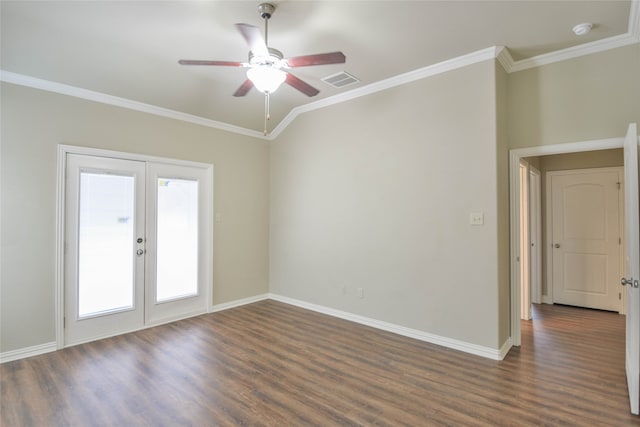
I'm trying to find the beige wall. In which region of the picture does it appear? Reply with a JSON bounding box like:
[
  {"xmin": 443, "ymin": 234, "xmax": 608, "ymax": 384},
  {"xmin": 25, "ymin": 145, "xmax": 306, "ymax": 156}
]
[
  {"xmin": 3, "ymin": 40, "xmax": 638, "ymax": 357},
  {"xmin": 508, "ymin": 43, "xmax": 640, "ymax": 149},
  {"xmin": 270, "ymin": 60, "xmax": 506, "ymax": 350},
  {"xmin": 1, "ymin": 83, "xmax": 270, "ymax": 353}
]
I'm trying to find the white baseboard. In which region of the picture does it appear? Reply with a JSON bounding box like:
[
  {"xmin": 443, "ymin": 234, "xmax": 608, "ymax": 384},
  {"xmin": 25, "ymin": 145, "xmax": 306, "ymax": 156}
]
[
  {"xmin": 209, "ymin": 293, "xmax": 270, "ymax": 313},
  {"xmin": 268, "ymin": 293, "xmax": 508, "ymax": 360},
  {"xmin": 2, "ymin": 294, "xmax": 270, "ymax": 363},
  {"xmin": 0, "ymin": 341, "xmax": 57, "ymax": 364},
  {"xmin": 499, "ymin": 337, "xmax": 513, "ymax": 360},
  {"xmin": 2, "ymin": 293, "xmax": 509, "ymax": 363}
]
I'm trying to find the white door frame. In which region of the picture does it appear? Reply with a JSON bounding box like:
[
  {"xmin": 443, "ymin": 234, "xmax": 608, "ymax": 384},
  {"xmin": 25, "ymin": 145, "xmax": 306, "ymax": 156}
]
[
  {"xmin": 529, "ymin": 166, "xmax": 542, "ymax": 305},
  {"xmin": 519, "ymin": 161, "xmax": 531, "ymax": 320},
  {"xmin": 55, "ymin": 145, "xmax": 214, "ymax": 349},
  {"xmin": 509, "ymin": 137, "xmax": 624, "ymax": 346}
]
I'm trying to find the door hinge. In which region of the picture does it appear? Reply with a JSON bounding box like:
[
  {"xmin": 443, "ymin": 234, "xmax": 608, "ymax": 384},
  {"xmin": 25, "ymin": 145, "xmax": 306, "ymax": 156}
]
[
  {"xmin": 617, "ymin": 182, "xmax": 621, "ymax": 190},
  {"xmin": 619, "ymin": 292, "xmax": 622, "ymax": 300},
  {"xmin": 63, "ymin": 317, "xmax": 66, "ymax": 328},
  {"xmin": 619, "ymin": 237, "xmax": 622, "ymax": 245}
]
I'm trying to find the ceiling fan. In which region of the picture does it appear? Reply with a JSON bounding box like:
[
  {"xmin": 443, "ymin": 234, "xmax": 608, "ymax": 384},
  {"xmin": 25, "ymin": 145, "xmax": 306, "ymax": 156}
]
[{"xmin": 178, "ymin": 3, "xmax": 346, "ymax": 135}]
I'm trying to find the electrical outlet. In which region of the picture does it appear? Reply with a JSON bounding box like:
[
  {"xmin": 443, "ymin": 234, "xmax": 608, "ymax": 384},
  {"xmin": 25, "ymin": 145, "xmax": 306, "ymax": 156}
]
[
  {"xmin": 342, "ymin": 285, "xmax": 347, "ymax": 296},
  {"xmin": 357, "ymin": 288, "xmax": 364, "ymax": 298}
]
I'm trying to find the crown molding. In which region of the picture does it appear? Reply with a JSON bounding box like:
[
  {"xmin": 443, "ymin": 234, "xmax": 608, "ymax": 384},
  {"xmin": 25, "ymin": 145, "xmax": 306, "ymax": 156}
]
[
  {"xmin": 3, "ymin": 0, "xmax": 639, "ymax": 142},
  {"xmin": 508, "ymin": 33, "xmax": 639, "ymax": 73},
  {"xmin": 268, "ymin": 46, "xmax": 502, "ymax": 139},
  {"xmin": 1, "ymin": 46, "xmax": 503, "ymax": 142},
  {"xmin": 496, "ymin": 47, "xmax": 515, "ymax": 73},
  {"xmin": 0, "ymin": 70, "xmax": 268, "ymax": 140},
  {"xmin": 504, "ymin": 0, "xmax": 639, "ymax": 73}
]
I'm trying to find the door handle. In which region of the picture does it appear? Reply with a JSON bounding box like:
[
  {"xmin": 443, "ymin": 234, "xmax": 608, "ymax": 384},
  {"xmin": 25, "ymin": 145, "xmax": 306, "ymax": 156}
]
[
  {"xmin": 621, "ymin": 277, "xmax": 639, "ymax": 288},
  {"xmin": 136, "ymin": 249, "xmax": 144, "ymax": 256},
  {"xmin": 554, "ymin": 243, "xmax": 561, "ymax": 248}
]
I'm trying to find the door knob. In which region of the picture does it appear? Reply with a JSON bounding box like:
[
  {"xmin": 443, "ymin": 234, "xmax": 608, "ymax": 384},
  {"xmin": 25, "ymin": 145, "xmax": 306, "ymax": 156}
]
[
  {"xmin": 136, "ymin": 249, "xmax": 144, "ymax": 256},
  {"xmin": 554, "ymin": 243, "xmax": 561, "ymax": 248},
  {"xmin": 621, "ymin": 277, "xmax": 638, "ymax": 288}
]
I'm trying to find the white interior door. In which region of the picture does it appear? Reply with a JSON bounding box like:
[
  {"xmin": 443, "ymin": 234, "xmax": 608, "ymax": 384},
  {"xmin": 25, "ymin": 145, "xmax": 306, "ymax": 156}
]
[
  {"xmin": 623, "ymin": 123, "xmax": 639, "ymax": 415},
  {"xmin": 551, "ymin": 168, "xmax": 623, "ymax": 311},
  {"xmin": 65, "ymin": 154, "xmax": 146, "ymax": 345}
]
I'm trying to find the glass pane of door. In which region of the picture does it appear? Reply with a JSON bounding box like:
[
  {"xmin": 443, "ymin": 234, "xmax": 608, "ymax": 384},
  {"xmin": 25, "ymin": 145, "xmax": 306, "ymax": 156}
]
[
  {"xmin": 78, "ymin": 172, "xmax": 135, "ymax": 317},
  {"xmin": 156, "ymin": 177, "xmax": 199, "ymax": 302}
]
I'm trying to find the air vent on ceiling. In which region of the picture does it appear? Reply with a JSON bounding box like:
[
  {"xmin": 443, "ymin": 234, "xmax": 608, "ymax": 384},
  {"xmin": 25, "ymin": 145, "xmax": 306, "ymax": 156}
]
[{"xmin": 321, "ymin": 71, "xmax": 360, "ymax": 88}]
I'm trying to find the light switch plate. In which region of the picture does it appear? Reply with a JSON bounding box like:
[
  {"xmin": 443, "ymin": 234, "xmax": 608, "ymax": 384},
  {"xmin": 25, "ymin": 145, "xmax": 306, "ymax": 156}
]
[{"xmin": 470, "ymin": 212, "xmax": 484, "ymax": 225}]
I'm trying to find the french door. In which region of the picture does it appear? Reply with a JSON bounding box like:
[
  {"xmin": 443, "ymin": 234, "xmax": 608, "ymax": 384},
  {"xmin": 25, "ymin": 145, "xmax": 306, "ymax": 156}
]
[{"xmin": 64, "ymin": 153, "xmax": 210, "ymax": 346}]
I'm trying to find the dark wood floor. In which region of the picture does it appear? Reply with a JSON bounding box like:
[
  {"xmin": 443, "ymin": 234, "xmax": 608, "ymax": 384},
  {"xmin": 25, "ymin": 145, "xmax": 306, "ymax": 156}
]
[{"xmin": 1, "ymin": 300, "xmax": 638, "ymax": 426}]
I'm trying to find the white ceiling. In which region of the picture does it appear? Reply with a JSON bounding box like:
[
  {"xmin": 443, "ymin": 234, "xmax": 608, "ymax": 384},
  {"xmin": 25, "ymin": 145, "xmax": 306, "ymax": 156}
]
[{"xmin": 1, "ymin": 1, "xmax": 637, "ymax": 135}]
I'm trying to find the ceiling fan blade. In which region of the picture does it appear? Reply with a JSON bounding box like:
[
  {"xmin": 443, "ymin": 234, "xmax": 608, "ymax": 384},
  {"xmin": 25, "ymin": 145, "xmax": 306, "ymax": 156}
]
[
  {"xmin": 233, "ymin": 79, "xmax": 254, "ymax": 97},
  {"xmin": 178, "ymin": 60, "xmax": 244, "ymax": 67},
  {"xmin": 285, "ymin": 73, "xmax": 320, "ymax": 97},
  {"xmin": 235, "ymin": 23, "xmax": 269, "ymax": 57},
  {"xmin": 286, "ymin": 52, "xmax": 346, "ymax": 68}
]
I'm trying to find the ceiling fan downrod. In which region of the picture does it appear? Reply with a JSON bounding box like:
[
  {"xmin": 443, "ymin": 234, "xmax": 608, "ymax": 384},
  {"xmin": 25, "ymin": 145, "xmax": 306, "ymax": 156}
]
[{"xmin": 258, "ymin": 3, "xmax": 275, "ymax": 46}]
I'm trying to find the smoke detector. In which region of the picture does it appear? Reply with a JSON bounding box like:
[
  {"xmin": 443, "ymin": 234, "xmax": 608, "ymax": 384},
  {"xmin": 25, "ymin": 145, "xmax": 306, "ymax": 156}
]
[{"xmin": 572, "ymin": 22, "xmax": 592, "ymax": 36}]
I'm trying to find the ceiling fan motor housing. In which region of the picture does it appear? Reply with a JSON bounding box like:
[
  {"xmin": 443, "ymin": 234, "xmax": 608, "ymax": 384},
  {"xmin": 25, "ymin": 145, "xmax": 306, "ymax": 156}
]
[
  {"xmin": 249, "ymin": 48, "xmax": 284, "ymax": 66},
  {"xmin": 258, "ymin": 3, "xmax": 275, "ymax": 20}
]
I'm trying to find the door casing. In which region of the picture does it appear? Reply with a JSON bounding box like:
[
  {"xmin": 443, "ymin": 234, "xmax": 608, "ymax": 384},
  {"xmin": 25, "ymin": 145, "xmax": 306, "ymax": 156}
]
[{"xmin": 519, "ymin": 161, "xmax": 531, "ymax": 320}]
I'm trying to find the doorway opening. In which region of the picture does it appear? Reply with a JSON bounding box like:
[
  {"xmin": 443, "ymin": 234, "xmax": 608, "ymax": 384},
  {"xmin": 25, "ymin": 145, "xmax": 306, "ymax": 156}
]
[
  {"xmin": 511, "ymin": 124, "xmax": 640, "ymax": 415},
  {"xmin": 509, "ymin": 138, "xmax": 625, "ymax": 346},
  {"xmin": 519, "ymin": 158, "xmax": 624, "ymax": 320}
]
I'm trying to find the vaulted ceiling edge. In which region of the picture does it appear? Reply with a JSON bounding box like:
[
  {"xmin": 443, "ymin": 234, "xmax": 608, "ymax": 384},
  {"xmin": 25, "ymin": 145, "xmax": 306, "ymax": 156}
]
[{"xmin": 2, "ymin": 13, "xmax": 638, "ymax": 143}]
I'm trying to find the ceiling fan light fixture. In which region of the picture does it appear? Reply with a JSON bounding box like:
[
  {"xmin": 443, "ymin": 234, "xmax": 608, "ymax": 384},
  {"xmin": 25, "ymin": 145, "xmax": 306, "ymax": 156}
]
[{"xmin": 247, "ymin": 66, "xmax": 286, "ymax": 93}]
